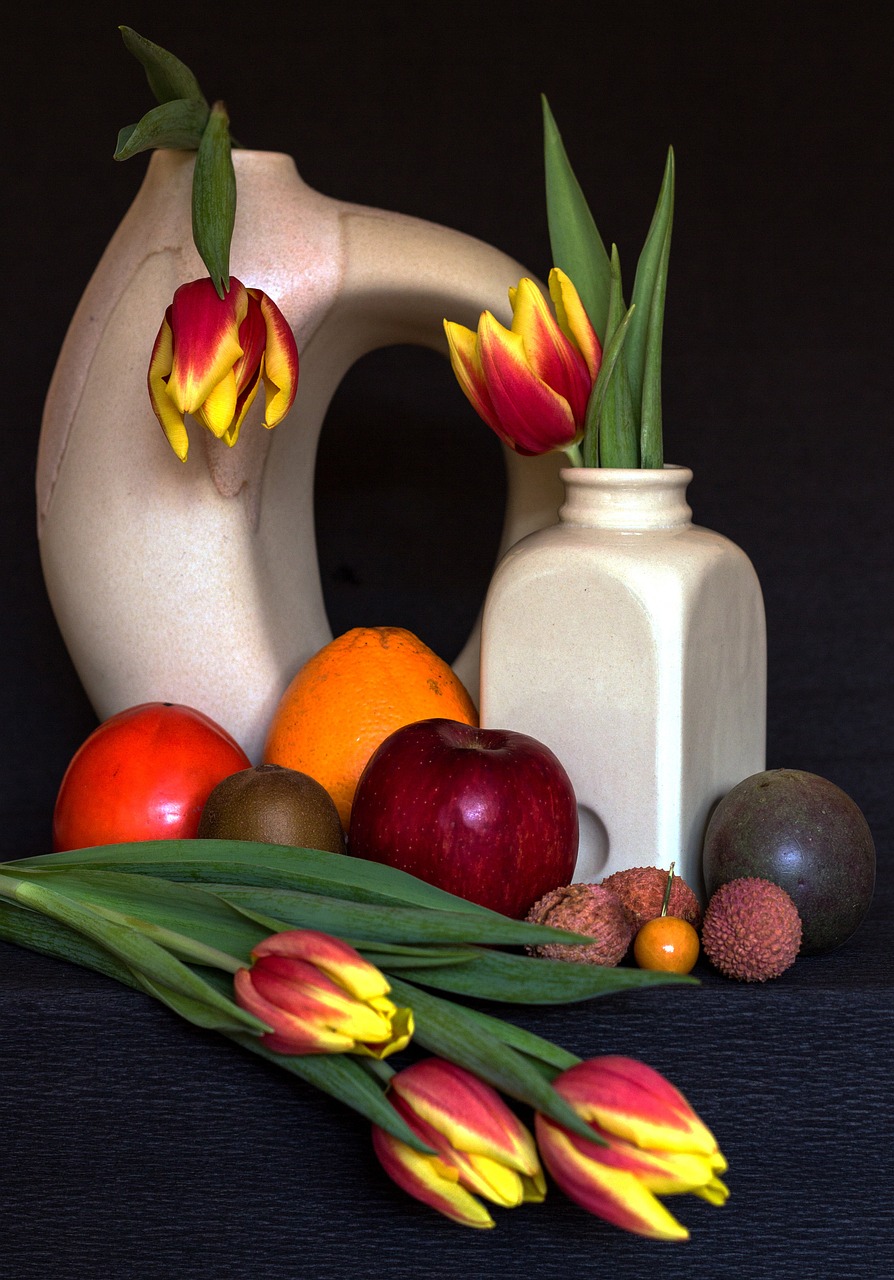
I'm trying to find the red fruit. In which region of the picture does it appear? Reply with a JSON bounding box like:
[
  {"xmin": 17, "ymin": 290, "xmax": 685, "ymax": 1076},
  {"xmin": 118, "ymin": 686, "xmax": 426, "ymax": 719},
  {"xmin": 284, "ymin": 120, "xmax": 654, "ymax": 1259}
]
[
  {"xmin": 52, "ymin": 702, "xmax": 251, "ymax": 851},
  {"xmin": 348, "ymin": 718, "xmax": 579, "ymax": 918}
]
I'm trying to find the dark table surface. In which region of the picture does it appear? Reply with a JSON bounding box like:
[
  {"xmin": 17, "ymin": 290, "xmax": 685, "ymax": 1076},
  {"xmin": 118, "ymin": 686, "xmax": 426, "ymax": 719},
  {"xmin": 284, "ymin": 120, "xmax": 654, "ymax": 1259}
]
[{"xmin": 3, "ymin": 2, "xmax": 892, "ymax": 1277}]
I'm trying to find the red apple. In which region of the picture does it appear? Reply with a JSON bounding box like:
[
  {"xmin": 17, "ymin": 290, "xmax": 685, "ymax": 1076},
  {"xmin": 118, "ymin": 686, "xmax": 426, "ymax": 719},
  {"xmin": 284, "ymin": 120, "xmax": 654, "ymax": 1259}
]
[{"xmin": 348, "ymin": 718, "xmax": 579, "ymax": 918}]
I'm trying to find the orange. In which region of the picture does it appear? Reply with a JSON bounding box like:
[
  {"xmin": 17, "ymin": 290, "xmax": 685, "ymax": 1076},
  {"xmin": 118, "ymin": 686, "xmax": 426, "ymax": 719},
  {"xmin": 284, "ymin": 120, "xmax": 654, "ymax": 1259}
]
[
  {"xmin": 262, "ymin": 626, "xmax": 478, "ymax": 827},
  {"xmin": 633, "ymin": 916, "xmax": 700, "ymax": 974}
]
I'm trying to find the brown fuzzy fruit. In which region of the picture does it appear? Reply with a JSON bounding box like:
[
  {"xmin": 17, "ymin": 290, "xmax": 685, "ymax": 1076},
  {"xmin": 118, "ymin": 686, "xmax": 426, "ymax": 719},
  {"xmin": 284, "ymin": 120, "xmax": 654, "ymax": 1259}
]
[
  {"xmin": 702, "ymin": 877, "xmax": 802, "ymax": 981},
  {"xmin": 525, "ymin": 883, "xmax": 635, "ymax": 966},
  {"xmin": 601, "ymin": 866, "xmax": 703, "ymax": 931},
  {"xmin": 198, "ymin": 763, "xmax": 346, "ymax": 854}
]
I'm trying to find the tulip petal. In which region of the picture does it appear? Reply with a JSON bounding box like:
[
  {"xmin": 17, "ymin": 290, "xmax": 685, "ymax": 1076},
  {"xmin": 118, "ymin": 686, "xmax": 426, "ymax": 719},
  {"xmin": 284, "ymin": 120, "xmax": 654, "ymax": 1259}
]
[
  {"xmin": 509, "ymin": 277, "xmax": 592, "ymax": 420},
  {"xmin": 147, "ymin": 312, "xmax": 191, "ymax": 461},
  {"xmin": 252, "ymin": 929, "xmax": 392, "ymax": 1003},
  {"xmin": 391, "ymin": 1058, "xmax": 542, "ymax": 1177},
  {"xmin": 555, "ymin": 1057, "xmax": 722, "ymax": 1157},
  {"xmin": 164, "ymin": 278, "xmax": 248, "ymax": 414},
  {"xmin": 549, "ymin": 268, "xmax": 602, "ymax": 380},
  {"xmin": 536, "ymin": 1114, "xmax": 690, "ymax": 1241},
  {"xmin": 253, "ymin": 289, "xmax": 300, "ymax": 427},
  {"xmin": 477, "ymin": 312, "xmax": 581, "ymax": 453},
  {"xmin": 372, "ymin": 1126, "xmax": 496, "ymax": 1229},
  {"xmin": 443, "ymin": 319, "xmax": 504, "ymax": 437}
]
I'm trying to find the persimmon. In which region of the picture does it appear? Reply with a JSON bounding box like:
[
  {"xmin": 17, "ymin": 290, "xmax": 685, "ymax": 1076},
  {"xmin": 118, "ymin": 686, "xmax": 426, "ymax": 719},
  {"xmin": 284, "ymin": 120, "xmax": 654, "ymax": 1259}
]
[{"xmin": 52, "ymin": 702, "xmax": 250, "ymax": 851}]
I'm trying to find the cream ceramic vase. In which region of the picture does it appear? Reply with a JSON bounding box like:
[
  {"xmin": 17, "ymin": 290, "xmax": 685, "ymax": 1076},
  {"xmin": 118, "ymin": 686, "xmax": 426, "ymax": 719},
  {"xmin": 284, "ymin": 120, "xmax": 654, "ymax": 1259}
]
[
  {"xmin": 478, "ymin": 465, "xmax": 766, "ymax": 899},
  {"xmin": 36, "ymin": 149, "xmax": 563, "ymax": 760}
]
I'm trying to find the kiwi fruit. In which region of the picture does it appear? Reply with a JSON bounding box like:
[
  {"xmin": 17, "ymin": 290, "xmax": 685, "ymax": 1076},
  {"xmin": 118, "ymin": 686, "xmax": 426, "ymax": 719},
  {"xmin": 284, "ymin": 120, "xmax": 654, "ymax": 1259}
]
[{"xmin": 198, "ymin": 763, "xmax": 346, "ymax": 854}]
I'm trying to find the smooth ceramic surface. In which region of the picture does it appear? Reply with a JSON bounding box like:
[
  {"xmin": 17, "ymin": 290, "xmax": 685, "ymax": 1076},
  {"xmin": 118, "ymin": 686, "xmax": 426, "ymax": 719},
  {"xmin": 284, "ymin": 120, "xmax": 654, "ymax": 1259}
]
[
  {"xmin": 36, "ymin": 149, "xmax": 563, "ymax": 759},
  {"xmin": 479, "ymin": 466, "xmax": 767, "ymax": 898}
]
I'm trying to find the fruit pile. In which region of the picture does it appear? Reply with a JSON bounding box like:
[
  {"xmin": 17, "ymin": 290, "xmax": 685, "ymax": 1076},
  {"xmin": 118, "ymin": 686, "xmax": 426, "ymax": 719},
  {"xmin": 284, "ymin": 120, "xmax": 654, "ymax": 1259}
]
[{"xmin": 49, "ymin": 626, "xmax": 876, "ymax": 985}]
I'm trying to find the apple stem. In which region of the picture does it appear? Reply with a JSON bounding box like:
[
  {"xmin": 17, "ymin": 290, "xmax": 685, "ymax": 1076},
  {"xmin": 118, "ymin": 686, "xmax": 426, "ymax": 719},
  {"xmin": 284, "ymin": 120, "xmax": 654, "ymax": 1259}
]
[{"xmin": 660, "ymin": 862, "xmax": 675, "ymax": 917}]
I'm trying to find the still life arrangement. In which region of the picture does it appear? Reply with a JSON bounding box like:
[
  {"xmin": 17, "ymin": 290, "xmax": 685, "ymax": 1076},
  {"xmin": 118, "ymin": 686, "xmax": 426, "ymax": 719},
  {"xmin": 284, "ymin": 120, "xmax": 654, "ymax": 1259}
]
[{"xmin": 5, "ymin": 26, "xmax": 877, "ymax": 1242}]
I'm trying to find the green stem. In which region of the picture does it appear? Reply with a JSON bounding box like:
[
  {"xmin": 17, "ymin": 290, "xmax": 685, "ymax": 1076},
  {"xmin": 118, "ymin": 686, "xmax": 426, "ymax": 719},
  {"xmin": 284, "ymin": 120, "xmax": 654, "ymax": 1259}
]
[
  {"xmin": 563, "ymin": 441, "xmax": 584, "ymax": 467},
  {"xmin": 86, "ymin": 902, "xmax": 244, "ymax": 973}
]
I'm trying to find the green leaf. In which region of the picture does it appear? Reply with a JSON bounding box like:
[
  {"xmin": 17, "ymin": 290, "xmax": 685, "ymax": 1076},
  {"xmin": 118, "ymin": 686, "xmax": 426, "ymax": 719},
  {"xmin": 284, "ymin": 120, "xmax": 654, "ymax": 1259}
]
[
  {"xmin": 448, "ymin": 1002, "xmax": 581, "ymax": 1073},
  {"xmin": 388, "ymin": 977, "xmax": 602, "ymax": 1145},
  {"xmin": 192, "ymin": 101, "xmax": 236, "ymax": 296},
  {"xmin": 383, "ymin": 944, "xmax": 697, "ymax": 1004},
  {"xmin": 8, "ymin": 879, "xmax": 266, "ymax": 1035},
  {"xmin": 629, "ymin": 146, "xmax": 675, "ymax": 469},
  {"xmin": 582, "ymin": 300, "xmax": 636, "ymax": 467},
  {"xmin": 0, "ymin": 898, "xmax": 141, "ymax": 989},
  {"xmin": 119, "ymin": 26, "xmax": 207, "ymax": 106},
  {"xmin": 210, "ymin": 883, "xmax": 590, "ymax": 948},
  {"xmin": 16, "ymin": 868, "xmax": 270, "ymax": 960},
  {"xmin": 542, "ymin": 96, "xmax": 613, "ymax": 341},
  {"xmin": 592, "ymin": 246, "xmax": 639, "ymax": 467},
  {"xmin": 226, "ymin": 1032, "xmax": 435, "ymax": 1155},
  {"xmin": 4, "ymin": 842, "xmax": 501, "ymax": 916},
  {"xmin": 113, "ymin": 99, "xmax": 210, "ymax": 160}
]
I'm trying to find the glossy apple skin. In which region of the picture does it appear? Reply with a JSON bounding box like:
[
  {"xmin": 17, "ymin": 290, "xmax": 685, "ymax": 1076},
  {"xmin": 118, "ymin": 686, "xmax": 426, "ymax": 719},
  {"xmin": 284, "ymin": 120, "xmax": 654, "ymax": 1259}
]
[{"xmin": 348, "ymin": 718, "xmax": 579, "ymax": 918}]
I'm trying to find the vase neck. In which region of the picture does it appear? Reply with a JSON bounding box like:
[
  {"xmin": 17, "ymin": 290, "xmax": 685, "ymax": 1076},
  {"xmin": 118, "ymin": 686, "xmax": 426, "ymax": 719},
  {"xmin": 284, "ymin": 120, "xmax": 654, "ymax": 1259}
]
[{"xmin": 558, "ymin": 465, "xmax": 693, "ymax": 531}]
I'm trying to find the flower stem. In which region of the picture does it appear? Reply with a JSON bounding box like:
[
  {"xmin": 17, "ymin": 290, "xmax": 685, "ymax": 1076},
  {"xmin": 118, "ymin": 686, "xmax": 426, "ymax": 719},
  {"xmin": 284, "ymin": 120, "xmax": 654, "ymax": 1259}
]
[{"xmin": 563, "ymin": 442, "xmax": 584, "ymax": 467}]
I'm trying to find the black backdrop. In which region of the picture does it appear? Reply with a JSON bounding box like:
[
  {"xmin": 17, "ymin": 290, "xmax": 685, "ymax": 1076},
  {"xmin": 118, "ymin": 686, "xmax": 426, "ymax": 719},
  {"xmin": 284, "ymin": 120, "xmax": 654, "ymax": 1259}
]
[{"xmin": 2, "ymin": 3, "xmax": 892, "ymax": 1277}]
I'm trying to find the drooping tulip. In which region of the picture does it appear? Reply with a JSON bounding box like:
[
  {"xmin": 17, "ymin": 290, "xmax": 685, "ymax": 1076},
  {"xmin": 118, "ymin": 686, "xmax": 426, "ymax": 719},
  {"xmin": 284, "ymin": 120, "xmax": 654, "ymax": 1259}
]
[
  {"xmin": 372, "ymin": 1057, "xmax": 546, "ymax": 1228},
  {"xmin": 148, "ymin": 276, "xmax": 299, "ymax": 461},
  {"xmin": 233, "ymin": 929, "xmax": 412, "ymax": 1058},
  {"xmin": 535, "ymin": 1055, "xmax": 729, "ymax": 1241},
  {"xmin": 444, "ymin": 268, "xmax": 601, "ymax": 457}
]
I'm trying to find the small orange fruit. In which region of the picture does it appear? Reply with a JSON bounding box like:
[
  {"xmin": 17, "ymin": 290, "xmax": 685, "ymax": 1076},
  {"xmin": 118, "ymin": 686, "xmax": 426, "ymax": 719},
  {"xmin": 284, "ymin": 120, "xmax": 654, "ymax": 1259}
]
[
  {"xmin": 262, "ymin": 626, "xmax": 478, "ymax": 827},
  {"xmin": 633, "ymin": 915, "xmax": 700, "ymax": 973},
  {"xmin": 631, "ymin": 861, "xmax": 700, "ymax": 974}
]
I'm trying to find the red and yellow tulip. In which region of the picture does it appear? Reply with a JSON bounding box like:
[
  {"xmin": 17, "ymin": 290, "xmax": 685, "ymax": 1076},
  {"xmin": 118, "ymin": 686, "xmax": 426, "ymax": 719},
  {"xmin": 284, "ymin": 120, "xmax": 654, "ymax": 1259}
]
[
  {"xmin": 148, "ymin": 276, "xmax": 299, "ymax": 461},
  {"xmin": 535, "ymin": 1056, "xmax": 729, "ymax": 1241},
  {"xmin": 372, "ymin": 1057, "xmax": 546, "ymax": 1228},
  {"xmin": 233, "ymin": 929, "xmax": 412, "ymax": 1058},
  {"xmin": 443, "ymin": 268, "xmax": 601, "ymax": 459}
]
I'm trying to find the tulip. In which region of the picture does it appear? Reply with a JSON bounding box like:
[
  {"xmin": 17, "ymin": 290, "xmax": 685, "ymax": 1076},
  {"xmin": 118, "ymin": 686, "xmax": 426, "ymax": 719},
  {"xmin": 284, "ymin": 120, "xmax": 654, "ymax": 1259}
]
[
  {"xmin": 148, "ymin": 276, "xmax": 299, "ymax": 461},
  {"xmin": 233, "ymin": 929, "xmax": 413, "ymax": 1058},
  {"xmin": 535, "ymin": 1056, "xmax": 729, "ymax": 1241},
  {"xmin": 372, "ymin": 1057, "xmax": 546, "ymax": 1229},
  {"xmin": 443, "ymin": 268, "xmax": 601, "ymax": 458}
]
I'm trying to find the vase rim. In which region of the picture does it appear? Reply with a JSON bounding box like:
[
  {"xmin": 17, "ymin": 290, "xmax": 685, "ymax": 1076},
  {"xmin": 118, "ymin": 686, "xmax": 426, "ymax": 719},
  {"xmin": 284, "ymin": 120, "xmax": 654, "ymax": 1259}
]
[{"xmin": 559, "ymin": 463, "xmax": 692, "ymax": 483}]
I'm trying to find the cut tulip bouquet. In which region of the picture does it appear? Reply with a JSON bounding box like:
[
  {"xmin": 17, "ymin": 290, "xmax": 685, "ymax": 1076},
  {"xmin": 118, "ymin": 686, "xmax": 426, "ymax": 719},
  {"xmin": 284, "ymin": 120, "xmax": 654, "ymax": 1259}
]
[
  {"xmin": 8, "ymin": 28, "xmax": 730, "ymax": 1241},
  {"xmin": 0, "ymin": 839, "xmax": 727, "ymax": 1239}
]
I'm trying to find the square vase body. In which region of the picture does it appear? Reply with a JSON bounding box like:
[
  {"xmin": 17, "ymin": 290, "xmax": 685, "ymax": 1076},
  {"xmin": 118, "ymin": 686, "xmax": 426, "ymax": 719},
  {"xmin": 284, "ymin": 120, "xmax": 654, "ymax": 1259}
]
[{"xmin": 479, "ymin": 466, "xmax": 766, "ymax": 900}]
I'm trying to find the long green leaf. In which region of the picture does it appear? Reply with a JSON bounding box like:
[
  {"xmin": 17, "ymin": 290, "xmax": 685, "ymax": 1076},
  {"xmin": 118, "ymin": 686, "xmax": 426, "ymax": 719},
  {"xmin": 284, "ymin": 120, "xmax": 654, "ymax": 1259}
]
[
  {"xmin": 210, "ymin": 883, "xmax": 589, "ymax": 947},
  {"xmin": 114, "ymin": 99, "xmax": 210, "ymax": 160},
  {"xmin": 593, "ymin": 245, "xmax": 639, "ymax": 467},
  {"xmin": 629, "ymin": 146, "xmax": 675, "ymax": 468},
  {"xmin": 10, "ymin": 868, "xmax": 270, "ymax": 959},
  {"xmin": 119, "ymin": 26, "xmax": 207, "ymax": 106},
  {"xmin": 226, "ymin": 1032, "xmax": 435, "ymax": 1155},
  {"xmin": 383, "ymin": 945, "xmax": 697, "ymax": 1003},
  {"xmin": 582, "ymin": 300, "xmax": 636, "ymax": 467},
  {"xmin": 6, "ymin": 879, "xmax": 265, "ymax": 1035},
  {"xmin": 449, "ymin": 1002, "xmax": 581, "ymax": 1073},
  {"xmin": 0, "ymin": 899, "xmax": 432, "ymax": 1155},
  {"xmin": 192, "ymin": 100, "xmax": 236, "ymax": 296},
  {"xmin": 542, "ymin": 95, "xmax": 613, "ymax": 341},
  {"xmin": 4, "ymin": 842, "xmax": 503, "ymax": 916},
  {"xmin": 388, "ymin": 977, "xmax": 602, "ymax": 1145}
]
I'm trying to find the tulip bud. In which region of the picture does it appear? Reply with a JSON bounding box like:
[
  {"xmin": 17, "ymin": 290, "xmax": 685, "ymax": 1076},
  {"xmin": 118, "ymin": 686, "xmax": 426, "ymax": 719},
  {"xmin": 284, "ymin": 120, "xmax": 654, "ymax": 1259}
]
[
  {"xmin": 444, "ymin": 268, "xmax": 601, "ymax": 458},
  {"xmin": 234, "ymin": 929, "xmax": 413, "ymax": 1058},
  {"xmin": 372, "ymin": 1057, "xmax": 546, "ymax": 1228},
  {"xmin": 535, "ymin": 1055, "xmax": 729, "ymax": 1240},
  {"xmin": 148, "ymin": 276, "xmax": 299, "ymax": 460}
]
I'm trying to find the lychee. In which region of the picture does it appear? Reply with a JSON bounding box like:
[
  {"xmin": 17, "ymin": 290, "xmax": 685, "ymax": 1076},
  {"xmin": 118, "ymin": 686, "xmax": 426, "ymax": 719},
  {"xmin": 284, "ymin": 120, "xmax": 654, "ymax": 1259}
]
[
  {"xmin": 601, "ymin": 865, "xmax": 703, "ymax": 931},
  {"xmin": 701, "ymin": 877, "xmax": 802, "ymax": 981},
  {"xmin": 525, "ymin": 883, "xmax": 635, "ymax": 966}
]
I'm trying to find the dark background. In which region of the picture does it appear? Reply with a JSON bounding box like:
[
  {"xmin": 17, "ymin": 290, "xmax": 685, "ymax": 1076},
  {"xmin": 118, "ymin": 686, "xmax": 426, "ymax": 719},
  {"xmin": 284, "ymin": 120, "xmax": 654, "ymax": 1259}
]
[{"xmin": 2, "ymin": 3, "xmax": 892, "ymax": 1277}]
